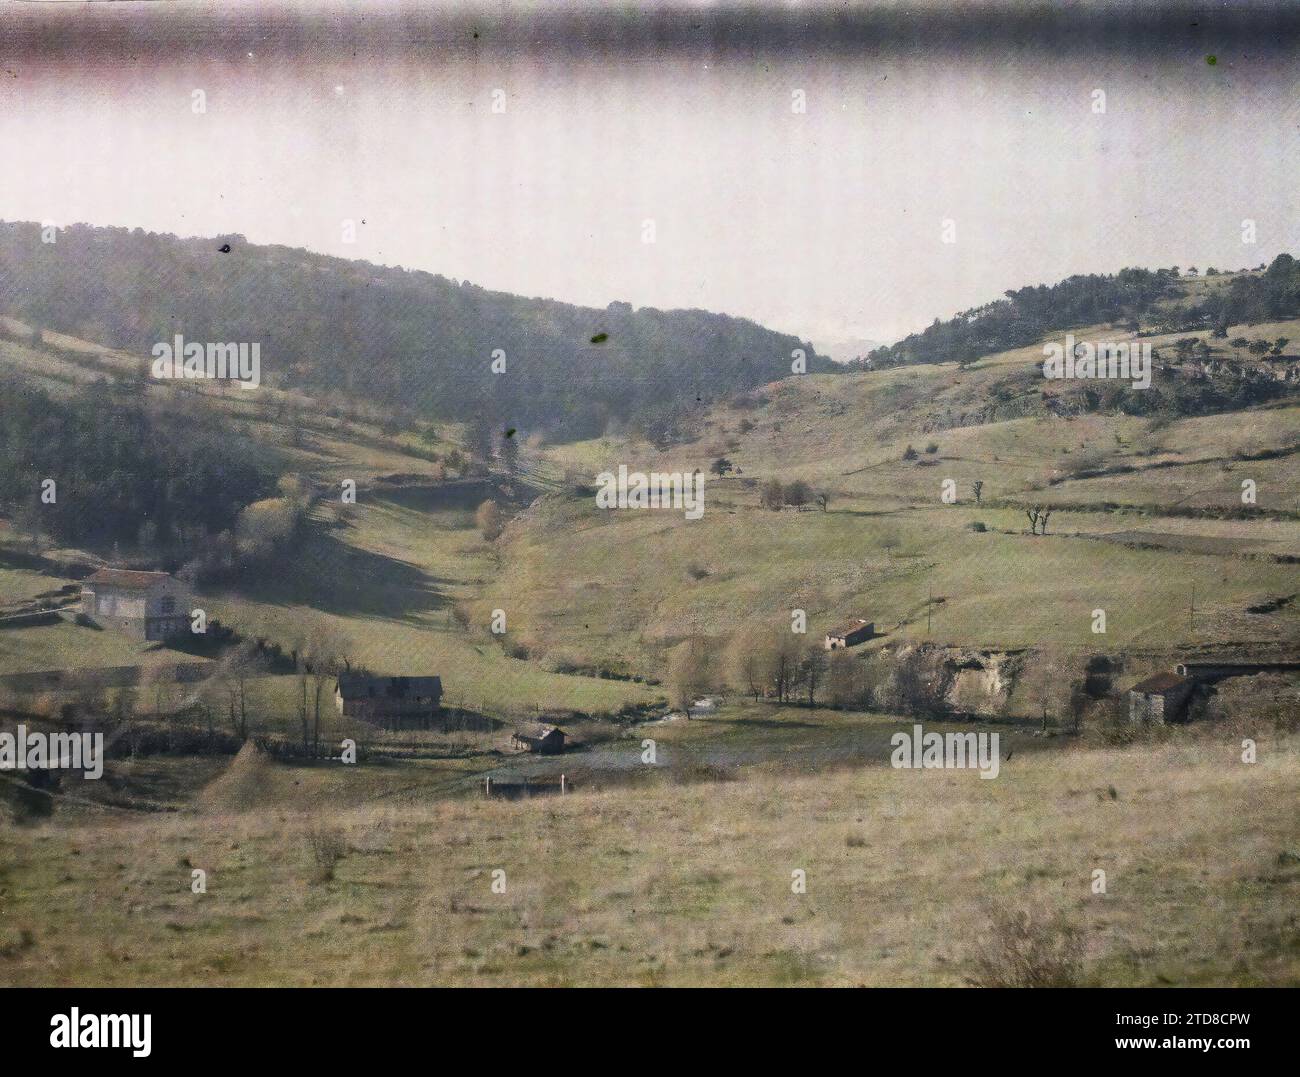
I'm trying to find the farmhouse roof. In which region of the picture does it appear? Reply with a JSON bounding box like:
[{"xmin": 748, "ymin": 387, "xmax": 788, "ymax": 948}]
[
  {"xmin": 1129, "ymin": 672, "xmax": 1188, "ymax": 694},
  {"xmin": 83, "ymin": 568, "xmax": 176, "ymax": 591},
  {"xmin": 827, "ymin": 618, "xmax": 871, "ymax": 638},
  {"xmin": 515, "ymin": 723, "xmax": 564, "ymax": 739},
  {"xmin": 336, "ymin": 673, "xmax": 443, "ymax": 701}
]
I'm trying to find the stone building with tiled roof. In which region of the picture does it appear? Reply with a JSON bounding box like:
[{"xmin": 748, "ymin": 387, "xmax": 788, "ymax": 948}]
[{"xmin": 79, "ymin": 568, "xmax": 192, "ymax": 641}]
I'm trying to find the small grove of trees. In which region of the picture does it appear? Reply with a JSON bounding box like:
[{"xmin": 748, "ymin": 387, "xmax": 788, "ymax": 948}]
[
  {"xmin": 292, "ymin": 620, "xmax": 354, "ymax": 755},
  {"xmin": 1241, "ymin": 336, "xmax": 1289, "ymax": 357},
  {"xmin": 875, "ymin": 647, "xmax": 949, "ymax": 717},
  {"xmin": 759, "ymin": 478, "xmax": 823, "ymax": 511},
  {"xmin": 199, "ymin": 639, "xmax": 267, "ymax": 740},
  {"xmin": 179, "ymin": 472, "xmax": 312, "ymax": 583},
  {"xmin": 1016, "ymin": 646, "xmax": 1091, "ymax": 734},
  {"xmin": 783, "ymin": 479, "xmax": 811, "ymax": 508},
  {"xmin": 0, "ymin": 373, "xmax": 271, "ymax": 555},
  {"xmin": 722, "ymin": 626, "xmax": 886, "ymax": 708},
  {"xmin": 723, "ymin": 625, "xmax": 804, "ymax": 703},
  {"xmin": 722, "ymin": 631, "xmax": 954, "ymax": 715}
]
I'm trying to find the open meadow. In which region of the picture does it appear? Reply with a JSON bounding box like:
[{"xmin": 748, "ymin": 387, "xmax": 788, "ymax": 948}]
[{"xmin": 2, "ymin": 730, "xmax": 1296, "ymax": 986}]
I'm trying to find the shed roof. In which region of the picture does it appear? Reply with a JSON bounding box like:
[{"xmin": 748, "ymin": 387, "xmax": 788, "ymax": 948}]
[
  {"xmin": 336, "ymin": 673, "xmax": 442, "ymax": 701},
  {"xmin": 83, "ymin": 568, "xmax": 176, "ymax": 591},
  {"xmin": 827, "ymin": 618, "xmax": 871, "ymax": 638},
  {"xmin": 1129, "ymin": 672, "xmax": 1188, "ymax": 694},
  {"xmin": 514, "ymin": 723, "xmax": 565, "ymax": 739}
]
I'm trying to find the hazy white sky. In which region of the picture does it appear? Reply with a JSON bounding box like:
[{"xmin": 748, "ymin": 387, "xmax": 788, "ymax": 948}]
[{"xmin": 1, "ymin": 1, "xmax": 1297, "ymax": 349}]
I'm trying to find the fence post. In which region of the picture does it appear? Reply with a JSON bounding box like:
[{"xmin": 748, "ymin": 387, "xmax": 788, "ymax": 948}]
[
  {"xmin": 560, "ymin": 773, "xmax": 566, "ymax": 795},
  {"xmin": 485, "ymin": 775, "xmax": 491, "ymax": 798}
]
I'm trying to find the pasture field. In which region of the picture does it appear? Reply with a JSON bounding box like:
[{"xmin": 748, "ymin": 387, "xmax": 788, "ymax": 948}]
[
  {"xmin": 487, "ymin": 489, "xmax": 1299, "ymax": 670},
  {"xmin": 2, "ymin": 731, "xmax": 1295, "ymax": 987}
]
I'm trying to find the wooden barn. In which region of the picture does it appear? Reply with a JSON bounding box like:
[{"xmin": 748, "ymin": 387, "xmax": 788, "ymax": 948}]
[
  {"xmin": 335, "ymin": 673, "xmax": 443, "ymax": 728},
  {"xmin": 824, "ymin": 618, "xmax": 874, "ymax": 650},
  {"xmin": 511, "ymin": 723, "xmax": 567, "ymax": 754}
]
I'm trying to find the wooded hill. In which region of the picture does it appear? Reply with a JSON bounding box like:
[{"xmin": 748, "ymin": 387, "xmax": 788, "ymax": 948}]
[
  {"xmin": 0, "ymin": 221, "xmax": 832, "ymax": 443},
  {"xmin": 858, "ymin": 255, "xmax": 1300, "ymax": 370}
]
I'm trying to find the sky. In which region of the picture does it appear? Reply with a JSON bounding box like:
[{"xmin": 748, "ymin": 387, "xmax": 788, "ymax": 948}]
[{"xmin": 1, "ymin": 1, "xmax": 1298, "ymax": 354}]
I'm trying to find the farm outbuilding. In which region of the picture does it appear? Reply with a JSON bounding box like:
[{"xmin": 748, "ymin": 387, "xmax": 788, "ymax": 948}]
[
  {"xmin": 1127, "ymin": 671, "xmax": 1193, "ymax": 724},
  {"xmin": 511, "ymin": 724, "xmax": 567, "ymax": 754},
  {"xmin": 824, "ymin": 618, "xmax": 874, "ymax": 650},
  {"xmin": 335, "ymin": 673, "xmax": 443, "ymax": 728}
]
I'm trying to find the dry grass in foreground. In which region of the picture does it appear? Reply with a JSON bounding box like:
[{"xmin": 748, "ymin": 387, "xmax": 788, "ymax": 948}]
[{"xmin": 1, "ymin": 735, "xmax": 1297, "ymax": 986}]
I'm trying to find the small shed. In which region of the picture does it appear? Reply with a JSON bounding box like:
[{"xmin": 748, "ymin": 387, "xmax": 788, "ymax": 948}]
[
  {"xmin": 1127, "ymin": 671, "xmax": 1192, "ymax": 724},
  {"xmin": 824, "ymin": 618, "xmax": 874, "ymax": 650},
  {"xmin": 511, "ymin": 724, "xmax": 567, "ymax": 754}
]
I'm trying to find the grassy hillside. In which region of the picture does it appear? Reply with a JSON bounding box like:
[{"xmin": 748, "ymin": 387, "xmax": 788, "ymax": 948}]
[
  {"xmin": 2, "ymin": 733, "xmax": 1295, "ymax": 986},
  {"xmin": 200, "ymin": 492, "xmax": 656, "ymax": 718},
  {"xmin": 488, "ymin": 317, "xmax": 1300, "ymax": 676}
]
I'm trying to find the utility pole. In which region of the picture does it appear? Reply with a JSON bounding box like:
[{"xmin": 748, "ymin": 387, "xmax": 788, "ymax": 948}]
[
  {"xmin": 927, "ymin": 584, "xmax": 932, "ymax": 635},
  {"xmin": 1190, "ymin": 582, "xmax": 1195, "ymax": 632}
]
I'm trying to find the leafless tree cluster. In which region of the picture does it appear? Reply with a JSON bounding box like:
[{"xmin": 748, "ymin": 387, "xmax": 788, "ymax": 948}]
[{"xmin": 1024, "ymin": 506, "xmax": 1052, "ymax": 535}]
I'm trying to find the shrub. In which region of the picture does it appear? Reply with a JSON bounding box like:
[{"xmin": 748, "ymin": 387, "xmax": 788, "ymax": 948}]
[
  {"xmin": 760, "ymin": 479, "xmax": 785, "ymax": 510},
  {"xmin": 306, "ymin": 827, "xmax": 347, "ymax": 884},
  {"xmin": 784, "ymin": 479, "xmax": 812, "ymax": 507},
  {"xmin": 967, "ymin": 521, "xmax": 988, "ymax": 532},
  {"xmin": 967, "ymin": 905, "xmax": 1083, "ymax": 987},
  {"xmin": 476, "ymin": 500, "xmax": 505, "ymax": 541}
]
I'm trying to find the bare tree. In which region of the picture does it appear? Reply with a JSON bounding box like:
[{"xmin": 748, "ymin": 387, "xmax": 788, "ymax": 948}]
[
  {"xmin": 212, "ymin": 640, "xmax": 263, "ymax": 740},
  {"xmin": 304, "ymin": 623, "xmax": 352, "ymax": 756},
  {"xmin": 667, "ymin": 636, "xmax": 714, "ymax": 712},
  {"xmin": 769, "ymin": 629, "xmax": 811, "ymax": 703},
  {"xmin": 724, "ymin": 626, "xmax": 765, "ymax": 701},
  {"xmin": 802, "ymin": 644, "xmax": 828, "ymax": 707}
]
